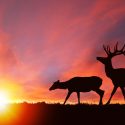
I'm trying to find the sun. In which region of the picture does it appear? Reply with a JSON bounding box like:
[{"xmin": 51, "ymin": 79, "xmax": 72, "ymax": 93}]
[{"xmin": 0, "ymin": 91, "xmax": 10, "ymax": 111}]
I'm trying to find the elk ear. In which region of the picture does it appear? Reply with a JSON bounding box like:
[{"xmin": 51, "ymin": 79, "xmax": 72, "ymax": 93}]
[{"xmin": 54, "ymin": 80, "xmax": 59, "ymax": 83}]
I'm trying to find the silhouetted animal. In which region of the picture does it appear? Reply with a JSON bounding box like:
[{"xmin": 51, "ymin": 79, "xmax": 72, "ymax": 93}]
[
  {"xmin": 97, "ymin": 42, "xmax": 125, "ymax": 104},
  {"xmin": 49, "ymin": 76, "xmax": 104, "ymax": 105}
]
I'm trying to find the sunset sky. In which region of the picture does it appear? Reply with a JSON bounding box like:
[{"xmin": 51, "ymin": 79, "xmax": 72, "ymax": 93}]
[{"xmin": 0, "ymin": 0, "xmax": 125, "ymax": 104}]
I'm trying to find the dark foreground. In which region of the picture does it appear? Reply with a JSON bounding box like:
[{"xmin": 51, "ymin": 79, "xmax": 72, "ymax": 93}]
[{"xmin": 0, "ymin": 103, "xmax": 125, "ymax": 125}]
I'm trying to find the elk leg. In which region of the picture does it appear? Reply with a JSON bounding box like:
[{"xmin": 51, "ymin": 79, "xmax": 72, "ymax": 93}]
[
  {"xmin": 120, "ymin": 87, "xmax": 125, "ymax": 100},
  {"xmin": 106, "ymin": 86, "xmax": 118, "ymax": 105},
  {"xmin": 77, "ymin": 92, "xmax": 80, "ymax": 104},
  {"xmin": 63, "ymin": 91, "xmax": 72, "ymax": 105},
  {"xmin": 95, "ymin": 89, "xmax": 104, "ymax": 105}
]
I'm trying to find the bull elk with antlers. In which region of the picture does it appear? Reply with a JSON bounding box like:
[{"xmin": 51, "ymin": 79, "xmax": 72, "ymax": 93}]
[{"xmin": 97, "ymin": 42, "xmax": 125, "ymax": 104}]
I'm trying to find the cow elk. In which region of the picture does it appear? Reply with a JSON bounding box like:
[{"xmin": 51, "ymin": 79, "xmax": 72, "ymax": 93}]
[
  {"xmin": 49, "ymin": 76, "xmax": 104, "ymax": 105},
  {"xmin": 97, "ymin": 42, "xmax": 125, "ymax": 104}
]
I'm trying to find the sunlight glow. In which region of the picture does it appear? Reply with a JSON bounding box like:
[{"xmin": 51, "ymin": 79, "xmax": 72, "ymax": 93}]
[
  {"xmin": 0, "ymin": 78, "xmax": 23, "ymax": 103},
  {"xmin": 0, "ymin": 91, "xmax": 9, "ymax": 111}
]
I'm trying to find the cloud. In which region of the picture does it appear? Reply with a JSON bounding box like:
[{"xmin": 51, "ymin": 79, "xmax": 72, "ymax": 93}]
[{"xmin": 0, "ymin": 31, "xmax": 18, "ymax": 75}]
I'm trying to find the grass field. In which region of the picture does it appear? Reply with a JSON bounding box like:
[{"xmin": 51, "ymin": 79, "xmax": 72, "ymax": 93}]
[{"xmin": 0, "ymin": 103, "xmax": 125, "ymax": 125}]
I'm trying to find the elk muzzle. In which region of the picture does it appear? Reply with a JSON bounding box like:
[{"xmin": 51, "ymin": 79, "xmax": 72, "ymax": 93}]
[{"xmin": 49, "ymin": 86, "xmax": 53, "ymax": 91}]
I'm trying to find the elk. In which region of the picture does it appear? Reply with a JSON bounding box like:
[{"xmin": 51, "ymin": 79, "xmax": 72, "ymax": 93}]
[
  {"xmin": 49, "ymin": 76, "xmax": 104, "ymax": 105},
  {"xmin": 97, "ymin": 42, "xmax": 125, "ymax": 104}
]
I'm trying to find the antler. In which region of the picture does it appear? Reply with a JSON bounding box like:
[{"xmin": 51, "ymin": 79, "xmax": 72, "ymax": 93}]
[
  {"xmin": 103, "ymin": 45, "xmax": 111, "ymax": 55},
  {"xmin": 103, "ymin": 42, "xmax": 125, "ymax": 57}
]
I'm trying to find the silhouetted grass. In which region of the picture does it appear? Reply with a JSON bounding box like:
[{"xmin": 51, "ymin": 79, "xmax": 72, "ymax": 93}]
[{"xmin": 0, "ymin": 102, "xmax": 125, "ymax": 125}]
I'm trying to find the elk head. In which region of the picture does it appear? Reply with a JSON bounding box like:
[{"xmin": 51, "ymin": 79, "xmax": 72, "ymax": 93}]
[
  {"xmin": 97, "ymin": 42, "xmax": 125, "ymax": 64},
  {"xmin": 49, "ymin": 80, "xmax": 60, "ymax": 91}
]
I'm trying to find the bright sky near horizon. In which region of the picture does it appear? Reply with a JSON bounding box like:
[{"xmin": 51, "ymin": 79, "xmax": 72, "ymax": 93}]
[{"xmin": 0, "ymin": 0, "xmax": 125, "ymax": 104}]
